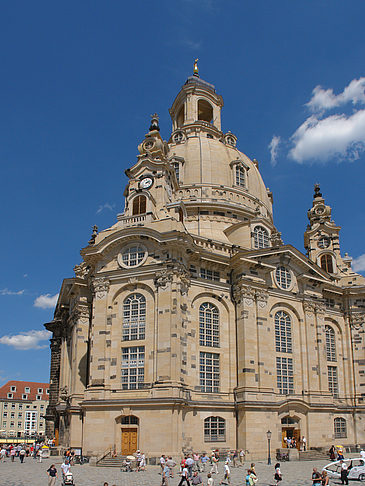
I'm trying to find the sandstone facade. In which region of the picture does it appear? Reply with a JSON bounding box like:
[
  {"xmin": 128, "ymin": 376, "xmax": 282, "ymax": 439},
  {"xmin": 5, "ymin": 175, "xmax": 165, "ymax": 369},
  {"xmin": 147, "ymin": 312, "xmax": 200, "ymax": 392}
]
[{"xmin": 45, "ymin": 71, "xmax": 365, "ymax": 459}]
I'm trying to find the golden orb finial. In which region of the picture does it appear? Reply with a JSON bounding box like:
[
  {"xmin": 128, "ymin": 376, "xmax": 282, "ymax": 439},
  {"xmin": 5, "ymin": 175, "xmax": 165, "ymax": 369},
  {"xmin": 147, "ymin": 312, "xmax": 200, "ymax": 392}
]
[{"xmin": 193, "ymin": 58, "xmax": 199, "ymax": 77}]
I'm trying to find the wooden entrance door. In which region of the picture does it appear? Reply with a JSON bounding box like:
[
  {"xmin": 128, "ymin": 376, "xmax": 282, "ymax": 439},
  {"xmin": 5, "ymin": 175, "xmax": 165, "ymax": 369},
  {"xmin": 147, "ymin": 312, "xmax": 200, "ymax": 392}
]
[
  {"xmin": 293, "ymin": 429, "xmax": 301, "ymax": 450},
  {"xmin": 121, "ymin": 428, "xmax": 138, "ymax": 455}
]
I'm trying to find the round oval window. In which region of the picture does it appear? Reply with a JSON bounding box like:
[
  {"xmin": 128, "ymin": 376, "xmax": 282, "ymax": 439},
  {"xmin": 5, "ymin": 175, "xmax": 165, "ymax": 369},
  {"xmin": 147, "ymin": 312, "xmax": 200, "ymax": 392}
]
[{"xmin": 118, "ymin": 244, "xmax": 147, "ymax": 268}]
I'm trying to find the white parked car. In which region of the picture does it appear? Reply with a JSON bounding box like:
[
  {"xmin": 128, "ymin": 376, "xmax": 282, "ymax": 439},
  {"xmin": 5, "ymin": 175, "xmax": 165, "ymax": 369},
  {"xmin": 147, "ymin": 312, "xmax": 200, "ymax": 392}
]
[{"xmin": 322, "ymin": 458, "xmax": 365, "ymax": 481}]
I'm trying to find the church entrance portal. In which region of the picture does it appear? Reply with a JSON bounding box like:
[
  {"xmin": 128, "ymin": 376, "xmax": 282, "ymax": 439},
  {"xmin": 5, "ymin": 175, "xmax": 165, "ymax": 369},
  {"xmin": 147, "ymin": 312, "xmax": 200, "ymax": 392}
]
[
  {"xmin": 120, "ymin": 415, "xmax": 139, "ymax": 455},
  {"xmin": 281, "ymin": 416, "xmax": 301, "ymax": 449},
  {"xmin": 121, "ymin": 428, "xmax": 138, "ymax": 455}
]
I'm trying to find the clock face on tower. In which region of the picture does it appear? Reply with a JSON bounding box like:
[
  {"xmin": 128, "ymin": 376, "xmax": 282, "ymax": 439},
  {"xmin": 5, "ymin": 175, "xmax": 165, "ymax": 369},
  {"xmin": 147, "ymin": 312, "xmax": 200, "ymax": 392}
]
[{"xmin": 139, "ymin": 177, "xmax": 153, "ymax": 189}]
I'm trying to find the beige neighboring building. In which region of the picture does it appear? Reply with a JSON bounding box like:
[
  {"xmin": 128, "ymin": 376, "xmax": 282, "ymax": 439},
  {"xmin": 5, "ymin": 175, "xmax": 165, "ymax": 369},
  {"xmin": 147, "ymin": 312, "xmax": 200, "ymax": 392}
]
[
  {"xmin": 44, "ymin": 71, "xmax": 365, "ymax": 459},
  {"xmin": 0, "ymin": 381, "xmax": 49, "ymax": 440}
]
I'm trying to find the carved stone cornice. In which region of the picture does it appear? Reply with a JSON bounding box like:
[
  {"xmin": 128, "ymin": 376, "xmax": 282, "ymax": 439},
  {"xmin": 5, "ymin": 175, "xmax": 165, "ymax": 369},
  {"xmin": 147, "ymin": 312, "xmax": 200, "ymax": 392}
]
[{"xmin": 92, "ymin": 277, "xmax": 110, "ymax": 300}]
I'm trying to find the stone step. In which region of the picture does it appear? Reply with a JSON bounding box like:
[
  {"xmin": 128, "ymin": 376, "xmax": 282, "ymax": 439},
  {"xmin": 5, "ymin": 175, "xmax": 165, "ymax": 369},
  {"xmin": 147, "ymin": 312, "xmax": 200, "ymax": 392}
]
[
  {"xmin": 96, "ymin": 455, "xmax": 135, "ymax": 467},
  {"xmin": 299, "ymin": 451, "xmax": 330, "ymax": 461}
]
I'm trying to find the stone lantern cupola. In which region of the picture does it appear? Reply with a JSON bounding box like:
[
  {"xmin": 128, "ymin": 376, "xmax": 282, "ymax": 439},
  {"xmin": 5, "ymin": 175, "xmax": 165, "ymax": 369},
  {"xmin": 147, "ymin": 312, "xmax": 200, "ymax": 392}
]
[{"xmin": 169, "ymin": 70, "xmax": 224, "ymax": 134}]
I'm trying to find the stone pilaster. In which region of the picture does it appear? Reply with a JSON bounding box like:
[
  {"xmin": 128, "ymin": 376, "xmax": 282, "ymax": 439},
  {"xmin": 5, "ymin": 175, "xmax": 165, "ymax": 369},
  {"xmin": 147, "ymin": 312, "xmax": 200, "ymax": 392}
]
[
  {"xmin": 45, "ymin": 335, "xmax": 62, "ymax": 438},
  {"xmin": 88, "ymin": 277, "xmax": 110, "ymax": 388}
]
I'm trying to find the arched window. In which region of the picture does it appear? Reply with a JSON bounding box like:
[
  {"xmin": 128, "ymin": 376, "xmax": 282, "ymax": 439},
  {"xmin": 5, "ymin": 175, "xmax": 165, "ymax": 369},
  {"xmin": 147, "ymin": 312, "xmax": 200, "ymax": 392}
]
[
  {"xmin": 253, "ymin": 226, "xmax": 270, "ymax": 249},
  {"xmin": 235, "ymin": 165, "xmax": 246, "ymax": 188},
  {"xmin": 204, "ymin": 416, "xmax": 225, "ymax": 442},
  {"xmin": 321, "ymin": 254, "xmax": 333, "ymax": 273},
  {"xmin": 334, "ymin": 417, "xmax": 347, "ymax": 438},
  {"xmin": 325, "ymin": 325, "xmax": 336, "ymax": 361},
  {"xmin": 123, "ymin": 293, "xmax": 146, "ymax": 341},
  {"xmin": 199, "ymin": 303, "xmax": 219, "ymax": 347},
  {"xmin": 275, "ymin": 311, "xmax": 292, "ymax": 353},
  {"xmin": 198, "ymin": 100, "xmax": 213, "ymax": 123},
  {"xmin": 132, "ymin": 195, "xmax": 147, "ymax": 216}
]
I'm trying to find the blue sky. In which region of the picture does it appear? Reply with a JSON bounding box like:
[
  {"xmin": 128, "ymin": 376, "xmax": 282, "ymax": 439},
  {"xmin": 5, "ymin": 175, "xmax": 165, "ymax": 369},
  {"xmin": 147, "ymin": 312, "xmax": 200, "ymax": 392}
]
[{"xmin": 0, "ymin": 0, "xmax": 364, "ymax": 385}]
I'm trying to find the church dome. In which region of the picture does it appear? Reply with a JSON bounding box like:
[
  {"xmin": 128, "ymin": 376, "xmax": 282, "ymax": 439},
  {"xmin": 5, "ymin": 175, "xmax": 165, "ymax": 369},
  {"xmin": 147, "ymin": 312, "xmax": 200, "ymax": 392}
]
[{"xmin": 167, "ymin": 73, "xmax": 275, "ymax": 245}]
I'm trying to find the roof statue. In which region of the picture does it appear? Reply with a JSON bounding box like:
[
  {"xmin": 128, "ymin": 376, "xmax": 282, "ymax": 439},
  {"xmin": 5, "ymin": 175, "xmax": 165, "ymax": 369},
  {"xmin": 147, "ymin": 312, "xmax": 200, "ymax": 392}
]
[{"xmin": 193, "ymin": 58, "xmax": 199, "ymax": 77}]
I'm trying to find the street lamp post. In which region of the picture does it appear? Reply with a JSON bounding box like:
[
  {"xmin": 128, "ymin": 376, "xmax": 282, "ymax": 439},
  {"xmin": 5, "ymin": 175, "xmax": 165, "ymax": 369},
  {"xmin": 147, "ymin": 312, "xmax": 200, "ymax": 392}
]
[{"xmin": 267, "ymin": 430, "xmax": 272, "ymax": 465}]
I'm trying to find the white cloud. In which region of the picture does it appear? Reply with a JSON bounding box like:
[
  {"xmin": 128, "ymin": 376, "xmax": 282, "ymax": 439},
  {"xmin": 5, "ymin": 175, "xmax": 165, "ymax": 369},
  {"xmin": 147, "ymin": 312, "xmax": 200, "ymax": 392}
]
[
  {"xmin": 0, "ymin": 330, "xmax": 51, "ymax": 350},
  {"xmin": 0, "ymin": 288, "xmax": 25, "ymax": 296},
  {"xmin": 307, "ymin": 77, "xmax": 365, "ymax": 113},
  {"xmin": 352, "ymin": 253, "xmax": 365, "ymax": 272},
  {"xmin": 269, "ymin": 135, "xmax": 281, "ymax": 166},
  {"xmin": 289, "ymin": 110, "xmax": 365, "ymax": 163},
  {"xmin": 34, "ymin": 293, "xmax": 59, "ymax": 309},
  {"xmin": 96, "ymin": 202, "xmax": 115, "ymax": 214}
]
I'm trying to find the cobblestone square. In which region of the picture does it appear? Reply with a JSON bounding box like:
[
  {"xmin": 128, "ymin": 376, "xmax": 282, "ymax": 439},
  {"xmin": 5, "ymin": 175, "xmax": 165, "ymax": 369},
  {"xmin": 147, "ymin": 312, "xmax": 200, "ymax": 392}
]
[{"xmin": 0, "ymin": 456, "xmax": 351, "ymax": 486}]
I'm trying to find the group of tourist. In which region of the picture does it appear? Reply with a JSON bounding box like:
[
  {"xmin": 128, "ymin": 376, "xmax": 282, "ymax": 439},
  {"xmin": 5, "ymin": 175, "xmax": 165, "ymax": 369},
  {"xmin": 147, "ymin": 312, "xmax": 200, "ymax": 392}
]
[
  {"xmin": 46, "ymin": 457, "xmax": 73, "ymax": 486},
  {"xmin": 0, "ymin": 442, "xmax": 48, "ymax": 462},
  {"xmin": 159, "ymin": 450, "xmax": 254, "ymax": 486},
  {"xmin": 283, "ymin": 435, "xmax": 306, "ymax": 450}
]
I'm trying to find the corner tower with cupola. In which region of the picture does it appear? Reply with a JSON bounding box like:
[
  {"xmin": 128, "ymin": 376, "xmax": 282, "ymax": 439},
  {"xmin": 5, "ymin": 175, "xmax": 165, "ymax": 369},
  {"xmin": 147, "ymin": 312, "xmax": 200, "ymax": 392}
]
[{"xmin": 44, "ymin": 66, "xmax": 365, "ymax": 461}]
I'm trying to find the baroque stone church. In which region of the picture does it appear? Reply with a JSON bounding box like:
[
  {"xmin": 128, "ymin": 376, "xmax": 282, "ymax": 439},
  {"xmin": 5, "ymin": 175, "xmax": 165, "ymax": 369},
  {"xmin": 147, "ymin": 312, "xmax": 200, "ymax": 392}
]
[{"xmin": 45, "ymin": 69, "xmax": 365, "ymax": 459}]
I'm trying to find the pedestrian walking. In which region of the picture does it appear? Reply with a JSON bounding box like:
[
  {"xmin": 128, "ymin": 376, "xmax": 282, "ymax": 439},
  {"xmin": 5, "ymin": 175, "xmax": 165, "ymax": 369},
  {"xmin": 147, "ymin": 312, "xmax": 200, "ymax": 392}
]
[
  {"xmin": 186, "ymin": 455, "xmax": 194, "ymax": 478},
  {"xmin": 162, "ymin": 463, "xmax": 170, "ymax": 486},
  {"xmin": 178, "ymin": 464, "xmax": 191, "ymax": 486},
  {"xmin": 160, "ymin": 455, "xmax": 166, "ymax": 474},
  {"xmin": 220, "ymin": 461, "xmax": 230, "ymax": 484},
  {"xmin": 232, "ymin": 450, "xmax": 238, "ymax": 468},
  {"xmin": 329, "ymin": 445, "xmax": 336, "ymax": 461},
  {"xmin": 239, "ymin": 449, "xmax": 245, "ymax": 466},
  {"xmin": 166, "ymin": 456, "xmax": 176, "ymax": 477},
  {"xmin": 340, "ymin": 460, "xmax": 349, "ymax": 485},
  {"xmin": 19, "ymin": 447, "xmax": 26, "ymax": 463},
  {"xmin": 210, "ymin": 454, "xmax": 219, "ymax": 474},
  {"xmin": 302, "ymin": 436, "xmax": 307, "ymax": 451},
  {"xmin": 201, "ymin": 453, "xmax": 208, "ymax": 472},
  {"xmin": 46, "ymin": 464, "xmax": 58, "ymax": 486},
  {"xmin": 0, "ymin": 447, "xmax": 6, "ymax": 462},
  {"xmin": 274, "ymin": 463, "xmax": 282, "ymax": 485}
]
